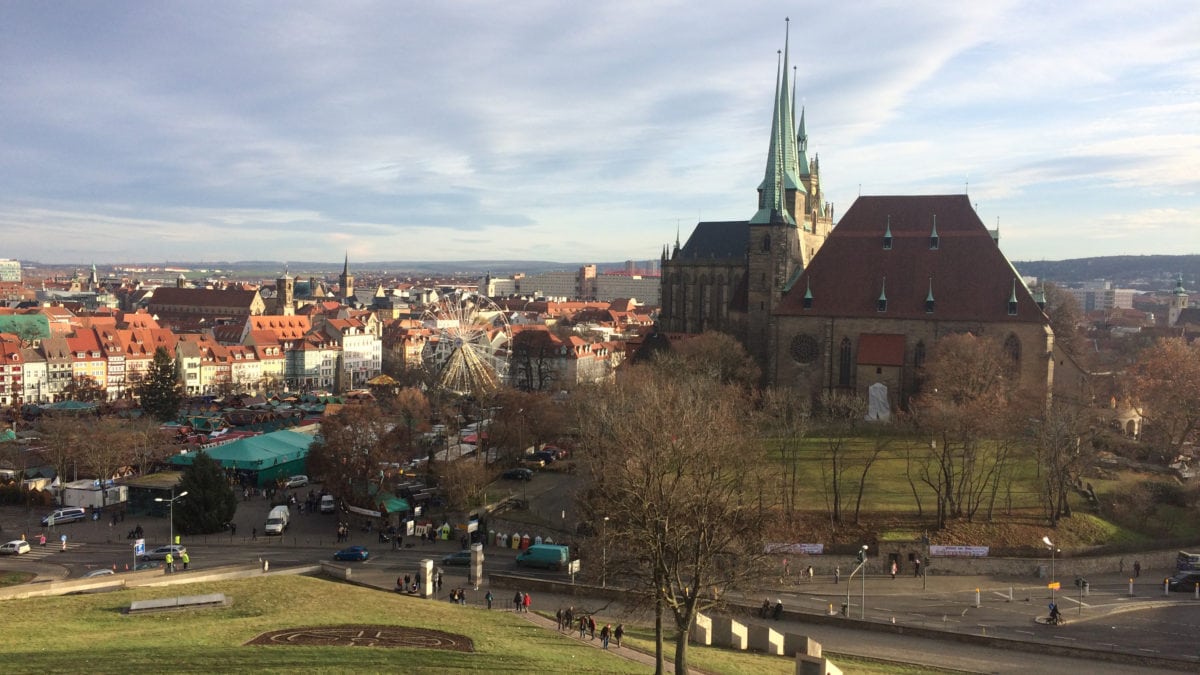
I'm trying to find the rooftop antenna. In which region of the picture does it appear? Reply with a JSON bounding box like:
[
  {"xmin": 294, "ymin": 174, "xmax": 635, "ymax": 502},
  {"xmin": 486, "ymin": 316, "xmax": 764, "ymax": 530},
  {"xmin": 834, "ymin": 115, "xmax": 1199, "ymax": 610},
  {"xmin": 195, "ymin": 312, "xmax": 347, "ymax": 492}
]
[{"xmin": 965, "ymin": 174, "xmax": 969, "ymax": 194}]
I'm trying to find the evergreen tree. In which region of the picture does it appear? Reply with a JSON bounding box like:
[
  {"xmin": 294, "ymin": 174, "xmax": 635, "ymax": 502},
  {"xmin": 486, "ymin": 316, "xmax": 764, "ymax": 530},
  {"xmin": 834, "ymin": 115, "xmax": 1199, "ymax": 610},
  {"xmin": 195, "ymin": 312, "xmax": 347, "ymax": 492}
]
[
  {"xmin": 174, "ymin": 450, "xmax": 237, "ymax": 535},
  {"xmin": 138, "ymin": 347, "xmax": 182, "ymax": 422}
]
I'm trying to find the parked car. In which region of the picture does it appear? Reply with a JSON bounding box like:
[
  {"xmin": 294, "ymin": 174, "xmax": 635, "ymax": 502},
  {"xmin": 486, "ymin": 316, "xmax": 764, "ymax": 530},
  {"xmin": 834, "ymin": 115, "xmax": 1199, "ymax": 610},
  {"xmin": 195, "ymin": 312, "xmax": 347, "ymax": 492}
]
[
  {"xmin": 284, "ymin": 475, "xmax": 309, "ymax": 488},
  {"xmin": 1168, "ymin": 571, "xmax": 1200, "ymax": 592},
  {"xmin": 532, "ymin": 450, "xmax": 557, "ymax": 464},
  {"xmin": 139, "ymin": 544, "xmax": 187, "ymax": 561},
  {"xmin": 40, "ymin": 507, "xmax": 88, "ymax": 526},
  {"xmin": 134, "ymin": 561, "xmax": 163, "ymax": 571},
  {"xmin": 320, "ymin": 494, "xmax": 337, "ymax": 513},
  {"xmin": 0, "ymin": 540, "xmax": 31, "ymax": 555},
  {"xmin": 82, "ymin": 568, "xmax": 115, "ymax": 578},
  {"xmin": 334, "ymin": 546, "xmax": 369, "ymax": 561},
  {"xmin": 441, "ymin": 550, "xmax": 472, "ymax": 566},
  {"xmin": 519, "ymin": 457, "xmax": 545, "ymax": 469},
  {"xmin": 502, "ymin": 468, "xmax": 533, "ymax": 481}
]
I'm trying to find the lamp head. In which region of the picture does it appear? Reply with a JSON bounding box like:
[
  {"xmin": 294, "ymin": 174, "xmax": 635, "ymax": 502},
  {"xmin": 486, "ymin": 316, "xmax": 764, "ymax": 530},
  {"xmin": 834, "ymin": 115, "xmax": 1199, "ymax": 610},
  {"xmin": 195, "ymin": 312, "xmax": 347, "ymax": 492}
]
[{"xmin": 1042, "ymin": 536, "xmax": 1053, "ymax": 547}]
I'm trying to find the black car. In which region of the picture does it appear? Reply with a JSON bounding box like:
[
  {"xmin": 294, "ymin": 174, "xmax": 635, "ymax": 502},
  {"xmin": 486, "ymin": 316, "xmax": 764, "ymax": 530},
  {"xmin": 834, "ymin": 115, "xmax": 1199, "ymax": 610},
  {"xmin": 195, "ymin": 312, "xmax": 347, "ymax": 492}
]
[
  {"xmin": 1168, "ymin": 572, "xmax": 1200, "ymax": 592},
  {"xmin": 532, "ymin": 450, "xmax": 557, "ymax": 464},
  {"xmin": 441, "ymin": 551, "xmax": 472, "ymax": 566},
  {"xmin": 502, "ymin": 468, "xmax": 533, "ymax": 481}
]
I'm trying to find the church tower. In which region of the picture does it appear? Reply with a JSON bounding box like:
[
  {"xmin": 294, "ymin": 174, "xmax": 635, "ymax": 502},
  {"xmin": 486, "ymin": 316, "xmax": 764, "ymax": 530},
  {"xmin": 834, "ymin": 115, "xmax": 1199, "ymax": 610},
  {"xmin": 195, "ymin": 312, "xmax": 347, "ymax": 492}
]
[
  {"xmin": 1168, "ymin": 274, "xmax": 1189, "ymax": 326},
  {"xmin": 339, "ymin": 253, "xmax": 355, "ymax": 304},
  {"xmin": 276, "ymin": 268, "xmax": 295, "ymax": 316},
  {"xmin": 746, "ymin": 19, "xmax": 812, "ymax": 372}
]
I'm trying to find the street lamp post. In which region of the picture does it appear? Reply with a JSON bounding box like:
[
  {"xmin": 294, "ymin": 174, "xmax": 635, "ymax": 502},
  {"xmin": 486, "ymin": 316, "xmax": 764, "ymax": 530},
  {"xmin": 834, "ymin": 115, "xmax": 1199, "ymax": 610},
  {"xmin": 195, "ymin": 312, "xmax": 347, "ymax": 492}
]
[
  {"xmin": 155, "ymin": 489, "xmax": 189, "ymax": 559},
  {"xmin": 601, "ymin": 516, "xmax": 610, "ymax": 588},
  {"xmin": 1043, "ymin": 536, "xmax": 1056, "ymax": 600},
  {"xmin": 845, "ymin": 544, "xmax": 869, "ymax": 618}
]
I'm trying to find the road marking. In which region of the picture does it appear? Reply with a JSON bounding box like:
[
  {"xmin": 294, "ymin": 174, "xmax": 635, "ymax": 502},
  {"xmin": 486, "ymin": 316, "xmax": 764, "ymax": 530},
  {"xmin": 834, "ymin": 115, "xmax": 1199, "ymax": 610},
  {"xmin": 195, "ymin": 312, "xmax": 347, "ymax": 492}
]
[
  {"xmin": 1014, "ymin": 630, "xmax": 1034, "ymax": 635},
  {"xmin": 1058, "ymin": 596, "xmax": 1090, "ymax": 608},
  {"xmin": 1138, "ymin": 648, "xmax": 1160, "ymax": 653},
  {"xmin": 1053, "ymin": 636, "xmax": 1077, "ymax": 641}
]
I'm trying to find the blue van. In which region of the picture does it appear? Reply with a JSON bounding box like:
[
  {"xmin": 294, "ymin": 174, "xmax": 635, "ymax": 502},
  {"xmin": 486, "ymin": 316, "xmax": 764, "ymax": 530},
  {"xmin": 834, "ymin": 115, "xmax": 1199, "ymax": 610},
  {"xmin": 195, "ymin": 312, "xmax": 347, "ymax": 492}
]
[{"xmin": 515, "ymin": 544, "xmax": 570, "ymax": 571}]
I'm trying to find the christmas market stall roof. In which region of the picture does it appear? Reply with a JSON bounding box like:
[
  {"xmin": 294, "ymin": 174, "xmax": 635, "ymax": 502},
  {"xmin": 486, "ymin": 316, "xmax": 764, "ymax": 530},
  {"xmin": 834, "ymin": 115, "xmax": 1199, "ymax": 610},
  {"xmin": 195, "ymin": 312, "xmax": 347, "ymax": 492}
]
[{"xmin": 168, "ymin": 429, "xmax": 315, "ymax": 471}]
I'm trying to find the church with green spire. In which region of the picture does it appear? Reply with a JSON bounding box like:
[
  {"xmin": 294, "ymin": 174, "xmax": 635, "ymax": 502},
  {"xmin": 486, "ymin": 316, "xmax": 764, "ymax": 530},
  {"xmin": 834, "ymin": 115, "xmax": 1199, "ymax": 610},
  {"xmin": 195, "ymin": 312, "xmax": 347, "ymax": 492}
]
[{"xmin": 659, "ymin": 19, "xmax": 833, "ymax": 368}]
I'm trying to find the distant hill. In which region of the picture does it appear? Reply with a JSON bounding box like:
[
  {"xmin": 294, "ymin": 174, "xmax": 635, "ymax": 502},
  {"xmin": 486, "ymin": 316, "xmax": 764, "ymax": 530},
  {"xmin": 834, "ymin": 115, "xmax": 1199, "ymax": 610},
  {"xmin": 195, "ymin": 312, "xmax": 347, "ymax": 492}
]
[{"xmin": 1013, "ymin": 255, "xmax": 1200, "ymax": 290}]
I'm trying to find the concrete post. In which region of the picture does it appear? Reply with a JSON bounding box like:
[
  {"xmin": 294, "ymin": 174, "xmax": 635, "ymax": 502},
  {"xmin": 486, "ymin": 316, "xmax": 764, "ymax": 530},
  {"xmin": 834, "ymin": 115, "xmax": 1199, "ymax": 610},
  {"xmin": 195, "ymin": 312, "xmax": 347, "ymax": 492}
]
[
  {"xmin": 419, "ymin": 558, "xmax": 434, "ymax": 598},
  {"xmin": 469, "ymin": 543, "xmax": 484, "ymax": 590},
  {"xmin": 690, "ymin": 613, "xmax": 712, "ymax": 646}
]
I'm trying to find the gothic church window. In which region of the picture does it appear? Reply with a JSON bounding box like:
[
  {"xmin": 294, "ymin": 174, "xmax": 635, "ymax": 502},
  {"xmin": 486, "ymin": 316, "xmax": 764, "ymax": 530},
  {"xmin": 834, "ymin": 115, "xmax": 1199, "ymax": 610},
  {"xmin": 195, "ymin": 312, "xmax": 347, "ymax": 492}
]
[
  {"xmin": 838, "ymin": 338, "xmax": 852, "ymax": 387},
  {"xmin": 789, "ymin": 334, "xmax": 820, "ymax": 365}
]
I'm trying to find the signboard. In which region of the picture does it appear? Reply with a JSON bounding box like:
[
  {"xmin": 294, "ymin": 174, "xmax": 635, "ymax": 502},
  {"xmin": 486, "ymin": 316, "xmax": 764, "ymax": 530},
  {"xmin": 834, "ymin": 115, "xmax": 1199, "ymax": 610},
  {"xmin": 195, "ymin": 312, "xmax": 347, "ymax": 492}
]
[
  {"xmin": 929, "ymin": 545, "xmax": 990, "ymax": 558},
  {"xmin": 346, "ymin": 504, "xmax": 382, "ymax": 519},
  {"xmin": 1048, "ymin": 581, "xmax": 1061, "ymax": 590},
  {"xmin": 568, "ymin": 559, "xmax": 581, "ymax": 574},
  {"xmin": 765, "ymin": 543, "xmax": 824, "ymax": 555},
  {"xmin": 134, "ymin": 538, "xmax": 145, "ymax": 556},
  {"xmin": 466, "ymin": 520, "xmax": 478, "ymax": 534}
]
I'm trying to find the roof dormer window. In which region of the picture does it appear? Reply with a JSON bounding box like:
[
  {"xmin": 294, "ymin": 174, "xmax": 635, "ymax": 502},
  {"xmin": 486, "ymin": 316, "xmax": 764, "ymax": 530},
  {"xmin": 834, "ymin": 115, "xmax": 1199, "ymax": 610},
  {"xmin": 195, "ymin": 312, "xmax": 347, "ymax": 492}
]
[
  {"xmin": 877, "ymin": 277, "xmax": 888, "ymax": 313},
  {"xmin": 883, "ymin": 217, "xmax": 892, "ymax": 250},
  {"xmin": 930, "ymin": 215, "xmax": 939, "ymax": 250}
]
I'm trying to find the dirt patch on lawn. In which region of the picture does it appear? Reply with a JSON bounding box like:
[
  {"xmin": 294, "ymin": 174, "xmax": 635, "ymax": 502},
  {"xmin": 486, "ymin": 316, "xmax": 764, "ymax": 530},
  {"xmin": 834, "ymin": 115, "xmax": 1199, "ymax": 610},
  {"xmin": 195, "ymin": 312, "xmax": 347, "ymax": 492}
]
[{"xmin": 247, "ymin": 624, "xmax": 474, "ymax": 651}]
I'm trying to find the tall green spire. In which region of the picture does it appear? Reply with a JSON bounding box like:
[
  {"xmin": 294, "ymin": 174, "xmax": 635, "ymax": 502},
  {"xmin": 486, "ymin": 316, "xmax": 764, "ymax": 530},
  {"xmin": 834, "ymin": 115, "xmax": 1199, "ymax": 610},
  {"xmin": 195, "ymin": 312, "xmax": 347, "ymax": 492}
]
[
  {"xmin": 797, "ymin": 106, "xmax": 809, "ymax": 176},
  {"xmin": 752, "ymin": 20, "xmax": 801, "ymax": 225}
]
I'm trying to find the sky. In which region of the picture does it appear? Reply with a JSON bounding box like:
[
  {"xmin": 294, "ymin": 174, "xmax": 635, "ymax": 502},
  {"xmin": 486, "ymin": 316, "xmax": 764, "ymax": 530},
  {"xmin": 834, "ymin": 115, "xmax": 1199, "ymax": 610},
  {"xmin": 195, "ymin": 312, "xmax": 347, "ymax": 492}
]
[{"xmin": 1, "ymin": 1, "xmax": 1197, "ymax": 266}]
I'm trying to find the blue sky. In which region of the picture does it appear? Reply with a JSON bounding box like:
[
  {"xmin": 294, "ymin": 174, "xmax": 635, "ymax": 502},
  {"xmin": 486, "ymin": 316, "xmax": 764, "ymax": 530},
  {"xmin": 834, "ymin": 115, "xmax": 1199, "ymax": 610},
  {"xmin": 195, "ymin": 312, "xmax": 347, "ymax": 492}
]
[{"xmin": 1, "ymin": 1, "xmax": 1197, "ymax": 266}]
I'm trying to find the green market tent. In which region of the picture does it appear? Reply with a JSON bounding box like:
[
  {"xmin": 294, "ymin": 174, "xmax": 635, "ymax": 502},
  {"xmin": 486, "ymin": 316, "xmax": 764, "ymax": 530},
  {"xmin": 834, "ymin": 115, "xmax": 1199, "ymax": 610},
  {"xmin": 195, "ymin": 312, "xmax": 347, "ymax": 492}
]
[
  {"xmin": 366, "ymin": 482, "xmax": 410, "ymax": 515},
  {"xmin": 169, "ymin": 429, "xmax": 314, "ymax": 487}
]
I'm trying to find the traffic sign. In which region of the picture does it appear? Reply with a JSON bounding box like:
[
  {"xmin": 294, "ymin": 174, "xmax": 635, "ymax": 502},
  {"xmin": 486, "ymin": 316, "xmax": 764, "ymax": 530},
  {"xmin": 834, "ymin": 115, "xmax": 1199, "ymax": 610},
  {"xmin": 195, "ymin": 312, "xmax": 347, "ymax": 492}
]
[
  {"xmin": 134, "ymin": 538, "xmax": 145, "ymax": 556},
  {"xmin": 1048, "ymin": 581, "xmax": 1061, "ymax": 590}
]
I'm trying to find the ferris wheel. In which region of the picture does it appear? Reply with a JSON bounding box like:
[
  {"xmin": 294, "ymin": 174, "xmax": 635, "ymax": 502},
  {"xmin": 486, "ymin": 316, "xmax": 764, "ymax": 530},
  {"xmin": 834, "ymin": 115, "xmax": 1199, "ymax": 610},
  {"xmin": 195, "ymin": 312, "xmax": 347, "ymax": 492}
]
[{"xmin": 421, "ymin": 292, "xmax": 511, "ymax": 395}]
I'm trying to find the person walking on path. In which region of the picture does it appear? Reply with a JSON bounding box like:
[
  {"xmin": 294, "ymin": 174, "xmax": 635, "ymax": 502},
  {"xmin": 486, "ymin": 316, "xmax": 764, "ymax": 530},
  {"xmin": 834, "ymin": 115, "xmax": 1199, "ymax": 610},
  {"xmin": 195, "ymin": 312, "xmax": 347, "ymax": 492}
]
[
  {"xmin": 614, "ymin": 624, "xmax": 623, "ymax": 648},
  {"xmin": 913, "ymin": 558, "xmax": 921, "ymax": 577},
  {"xmin": 1134, "ymin": 561, "xmax": 1142, "ymax": 577},
  {"xmin": 60, "ymin": 534, "xmax": 67, "ymax": 551},
  {"xmin": 485, "ymin": 590, "xmax": 493, "ymax": 610},
  {"xmin": 522, "ymin": 592, "xmax": 532, "ymax": 614},
  {"xmin": 806, "ymin": 565, "xmax": 814, "ymax": 582},
  {"xmin": 600, "ymin": 624, "xmax": 611, "ymax": 649},
  {"xmin": 578, "ymin": 616, "xmax": 587, "ymax": 639},
  {"xmin": 38, "ymin": 533, "xmax": 46, "ymax": 548},
  {"xmin": 164, "ymin": 552, "xmax": 174, "ymax": 573},
  {"xmin": 834, "ymin": 566, "xmax": 840, "ymax": 584},
  {"xmin": 230, "ymin": 522, "xmax": 237, "ymax": 537},
  {"xmin": 252, "ymin": 527, "xmax": 257, "ymax": 541},
  {"xmin": 181, "ymin": 551, "xmax": 190, "ymax": 570},
  {"xmin": 513, "ymin": 591, "xmax": 523, "ymax": 612},
  {"xmin": 556, "ymin": 608, "xmax": 563, "ymax": 630},
  {"xmin": 891, "ymin": 561, "xmax": 898, "ymax": 579},
  {"xmin": 588, "ymin": 616, "xmax": 596, "ymax": 639}
]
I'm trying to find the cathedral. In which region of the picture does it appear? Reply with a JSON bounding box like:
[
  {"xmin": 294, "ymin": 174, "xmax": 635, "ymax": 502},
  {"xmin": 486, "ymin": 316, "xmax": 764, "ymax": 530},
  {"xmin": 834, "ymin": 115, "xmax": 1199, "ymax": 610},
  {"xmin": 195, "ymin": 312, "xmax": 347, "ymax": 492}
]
[{"xmin": 659, "ymin": 26, "xmax": 1071, "ymax": 412}]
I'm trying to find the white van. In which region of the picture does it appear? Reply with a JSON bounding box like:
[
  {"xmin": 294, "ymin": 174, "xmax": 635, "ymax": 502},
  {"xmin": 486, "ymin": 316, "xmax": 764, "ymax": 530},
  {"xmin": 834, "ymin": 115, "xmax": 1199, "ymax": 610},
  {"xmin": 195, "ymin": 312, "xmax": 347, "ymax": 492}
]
[
  {"xmin": 264, "ymin": 505, "xmax": 290, "ymax": 535},
  {"xmin": 319, "ymin": 495, "xmax": 336, "ymax": 514},
  {"xmin": 41, "ymin": 507, "xmax": 87, "ymax": 526}
]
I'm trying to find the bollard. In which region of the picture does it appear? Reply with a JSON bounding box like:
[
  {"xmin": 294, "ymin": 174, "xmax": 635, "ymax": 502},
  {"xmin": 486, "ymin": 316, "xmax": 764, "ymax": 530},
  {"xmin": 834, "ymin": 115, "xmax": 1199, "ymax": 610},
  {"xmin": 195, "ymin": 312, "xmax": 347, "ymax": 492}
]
[
  {"xmin": 1008, "ymin": 586, "xmax": 1013, "ymax": 603},
  {"xmin": 828, "ymin": 603, "xmax": 835, "ymax": 616},
  {"xmin": 263, "ymin": 559, "xmax": 269, "ymax": 573},
  {"xmin": 1163, "ymin": 578, "xmax": 1169, "ymax": 596},
  {"xmin": 1194, "ymin": 583, "xmax": 1198, "ymax": 600},
  {"xmin": 974, "ymin": 588, "xmax": 981, "ymax": 608},
  {"xmin": 1129, "ymin": 578, "xmax": 1134, "ymax": 597}
]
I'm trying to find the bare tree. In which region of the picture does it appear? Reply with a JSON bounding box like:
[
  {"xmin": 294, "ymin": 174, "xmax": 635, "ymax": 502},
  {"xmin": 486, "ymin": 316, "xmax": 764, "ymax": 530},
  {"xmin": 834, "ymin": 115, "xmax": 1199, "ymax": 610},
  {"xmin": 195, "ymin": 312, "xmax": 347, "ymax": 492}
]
[
  {"xmin": 815, "ymin": 391, "xmax": 866, "ymax": 525},
  {"xmin": 1130, "ymin": 337, "xmax": 1200, "ymax": 457},
  {"xmin": 912, "ymin": 333, "xmax": 1018, "ymax": 529},
  {"xmin": 1028, "ymin": 400, "xmax": 1095, "ymax": 525},
  {"xmin": 574, "ymin": 369, "xmax": 773, "ymax": 675},
  {"xmin": 761, "ymin": 387, "xmax": 810, "ymax": 518},
  {"xmin": 307, "ymin": 405, "xmax": 401, "ymax": 507}
]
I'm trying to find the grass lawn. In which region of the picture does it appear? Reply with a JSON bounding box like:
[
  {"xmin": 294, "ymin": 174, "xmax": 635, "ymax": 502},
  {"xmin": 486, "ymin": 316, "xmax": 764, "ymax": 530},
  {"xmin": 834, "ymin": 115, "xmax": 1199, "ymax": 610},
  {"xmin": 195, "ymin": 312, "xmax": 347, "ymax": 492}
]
[
  {"xmin": 0, "ymin": 570, "xmax": 35, "ymax": 587},
  {"xmin": 1, "ymin": 575, "xmax": 647, "ymax": 674}
]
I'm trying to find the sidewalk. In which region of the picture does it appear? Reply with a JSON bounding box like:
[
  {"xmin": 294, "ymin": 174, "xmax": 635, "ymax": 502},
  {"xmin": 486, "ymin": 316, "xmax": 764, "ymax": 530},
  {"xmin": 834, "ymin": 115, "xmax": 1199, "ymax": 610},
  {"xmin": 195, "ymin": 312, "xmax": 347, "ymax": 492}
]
[{"xmin": 515, "ymin": 608, "xmax": 713, "ymax": 675}]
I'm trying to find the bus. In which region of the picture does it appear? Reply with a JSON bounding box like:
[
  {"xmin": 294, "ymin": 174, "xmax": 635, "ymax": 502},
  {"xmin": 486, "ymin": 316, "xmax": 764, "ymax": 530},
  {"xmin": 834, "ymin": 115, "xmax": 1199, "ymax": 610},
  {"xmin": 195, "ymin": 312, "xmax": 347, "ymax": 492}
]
[{"xmin": 1176, "ymin": 551, "xmax": 1200, "ymax": 571}]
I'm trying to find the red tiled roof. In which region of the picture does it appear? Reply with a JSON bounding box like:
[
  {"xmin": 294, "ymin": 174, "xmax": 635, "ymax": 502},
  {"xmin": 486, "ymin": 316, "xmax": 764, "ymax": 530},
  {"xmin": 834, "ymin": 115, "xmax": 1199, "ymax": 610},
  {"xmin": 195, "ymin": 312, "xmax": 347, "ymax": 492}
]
[{"xmin": 776, "ymin": 195, "xmax": 1046, "ymax": 323}]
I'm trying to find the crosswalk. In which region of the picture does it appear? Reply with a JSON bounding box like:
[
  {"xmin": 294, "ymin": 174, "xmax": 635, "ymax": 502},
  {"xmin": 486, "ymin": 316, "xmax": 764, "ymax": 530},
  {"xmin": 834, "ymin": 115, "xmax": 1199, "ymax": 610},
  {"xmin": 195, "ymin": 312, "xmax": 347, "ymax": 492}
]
[{"xmin": 8, "ymin": 542, "xmax": 85, "ymax": 561}]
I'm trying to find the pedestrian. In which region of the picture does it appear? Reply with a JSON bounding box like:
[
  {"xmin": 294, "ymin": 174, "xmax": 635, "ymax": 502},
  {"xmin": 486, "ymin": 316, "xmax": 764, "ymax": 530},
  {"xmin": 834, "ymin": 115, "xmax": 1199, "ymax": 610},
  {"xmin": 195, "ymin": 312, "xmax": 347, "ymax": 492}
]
[
  {"xmin": 436, "ymin": 569, "xmax": 443, "ymax": 591},
  {"xmin": 834, "ymin": 566, "xmax": 840, "ymax": 584},
  {"xmin": 913, "ymin": 558, "xmax": 921, "ymax": 577},
  {"xmin": 588, "ymin": 616, "xmax": 596, "ymax": 639},
  {"xmin": 891, "ymin": 561, "xmax": 898, "ymax": 580},
  {"xmin": 556, "ymin": 608, "xmax": 563, "ymax": 630},
  {"xmin": 1119, "ymin": 558, "xmax": 1125, "ymax": 574},
  {"xmin": 485, "ymin": 590, "xmax": 493, "ymax": 610},
  {"xmin": 579, "ymin": 616, "xmax": 587, "ymax": 639},
  {"xmin": 782, "ymin": 558, "xmax": 790, "ymax": 578},
  {"xmin": 566, "ymin": 607, "xmax": 574, "ymax": 629},
  {"xmin": 164, "ymin": 552, "xmax": 174, "ymax": 573},
  {"xmin": 522, "ymin": 591, "xmax": 532, "ymax": 613},
  {"xmin": 230, "ymin": 522, "xmax": 237, "ymax": 537},
  {"xmin": 773, "ymin": 598, "xmax": 783, "ymax": 620},
  {"xmin": 600, "ymin": 624, "xmax": 611, "ymax": 649},
  {"xmin": 513, "ymin": 591, "xmax": 523, "ymax": 612},
  {"xmin": 806, "ymin": 565, "xmax": 814, "ymax": 582},
  {"xmin": 614, "ymin": 624, "xmax": 623, "ymax": 648},
  {"xmin": 181, "ymin": 551, "xmax": 190, "ymax": 570},
  {"xmin": 1134, "ymin": 561, "xmax": 1141, "ymax": 577},
  {"xmin": 60, "ymin": 534, "xmax": 67, "ymax": 551},
  {"xmin": 396, "ymin": 575, "xmax": 404, "ymax": 592},
  {"xmin": 760, "ymin": 598, "xmax": 771, "ymax": 618},
  {"xmin": 252, "ymin": 527, "xmax": 257, "ymax": 541},
  {"xmin": 38, "ymin": 533, "xmax": 46, "ymax": 548}
]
